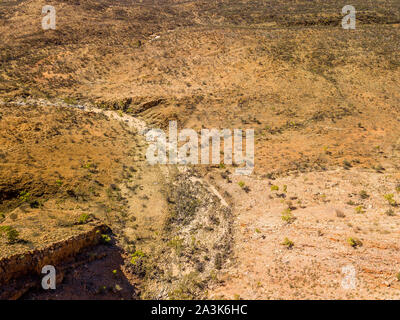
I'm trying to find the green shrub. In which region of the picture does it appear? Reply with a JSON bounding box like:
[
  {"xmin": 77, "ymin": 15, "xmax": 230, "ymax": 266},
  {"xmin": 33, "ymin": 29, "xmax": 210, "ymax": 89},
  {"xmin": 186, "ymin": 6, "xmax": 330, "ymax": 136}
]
[
  {"xmin": 281, "ymin": 208, "xmax": 296, "ymax": 224},
  {"xmin": 100, "ymin": 234, "xmax": 111, "ymax": 244},
  {"xmin": 130, "ymin": 250, "xmax": 145, "ymax": 265},
  {"xmin": 82, "ymin": 162, "xmax": 92, "ymax": 169},
  {"xmin": 354, "ymin": 206, "xmax": 365, "ymax": 214},
  {"xmin": 0, "ymin": 226, "xmax": 19, "ymax": 244},
  {"xmin": 168, "ymin": 237, "xmax": 184, "ymax": 255},
  {"xmin": 282, "ymin": 237, "xmax": 294, "ymax": 249},
  {"xmin": 18, "ymin": 190, "xmax": 31, "ymax": 203},
  {"xmin": 347, "ymin": 237, "xmax": 362, "ymax": 248},
  {"xmin": 384, "ymin": 194, "xmax": 396, "ymax": 206},
  {"xmin": 77, "ymin": 213, "xmax": 91, "ymax": 224},
  {"xmin": 270, "ymin": 185, "xmax": 279, "ymax": 191},
  {"xmin": 238, "ymin": 181, "xmax": 245, "ymax": 188}
]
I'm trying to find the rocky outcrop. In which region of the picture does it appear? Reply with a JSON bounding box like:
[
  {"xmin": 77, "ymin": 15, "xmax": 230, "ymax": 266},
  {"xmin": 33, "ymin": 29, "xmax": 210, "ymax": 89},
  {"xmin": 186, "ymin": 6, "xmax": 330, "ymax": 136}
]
[{"xmin": 0, "ymin": 224, "xmax": 108, "ymax": 299}]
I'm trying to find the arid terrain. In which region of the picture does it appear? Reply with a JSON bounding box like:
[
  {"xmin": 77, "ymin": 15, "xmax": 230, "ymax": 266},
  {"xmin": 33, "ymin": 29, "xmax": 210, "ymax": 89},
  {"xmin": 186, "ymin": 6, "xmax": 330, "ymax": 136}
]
[{"xmin": 0, "ymin": 0, "xmax": 400, "ymax": 299}]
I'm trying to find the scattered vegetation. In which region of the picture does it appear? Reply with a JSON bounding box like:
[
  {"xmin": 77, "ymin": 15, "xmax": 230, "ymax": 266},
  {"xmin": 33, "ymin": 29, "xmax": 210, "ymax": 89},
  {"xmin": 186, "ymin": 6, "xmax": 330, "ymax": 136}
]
[
  {"xmin": 347, "ymin": 200, "xmax": 356, "ymax": 206},
  {"xmin": 354, "ymin": 206, "xmax": 365, "ymax": 214},
  {"xmin": 347, "ymin": 237, "xmax": 363, "ymax": 248},
  {"xmin": 168, "ymin": 272, "xmax": 205, "ymax": 300},
  {"xmin": 100, "ymin": 234, "xmax": 111, "ymax": 244},
  {"xmin": 77, "ymin": 213, "xmax": 91, "ymax": 225},
  {"xmin": 359, "ymin": 190, "xmax": 369, "ymax": 199},
  {"xmin": 18, "ymin": 190, "xmax": 31, "ymax": 203},
  {"xmin": 270, "ymin": 185, "xmax": 279, "ymax": 191},
  {"xmin": 343, "ymin": 160, "xmax": 352, "ymax": 170},
  {"xmin": 384, "ymin": 209, "xmax": 396, "ymax": 216},
  {"xmin": 168, "ymin": 236, "xmax": 185, "ymax": 255},
  {"xmin": 281, "ymin": 208, "xmax": 296, "ymax": 224},
  {"xmin": 384, "ymin": 194, "xmax": 397, "ymax": 206},
  {"xmin": 282, "ymin": 237, "xmax": 294, "ymax": 249},
  {"xmin": 238, "ymin": 181, "xmax": 250, "ymax": 193},
  {"xmin": 82, "ymin": 162, "xmax": 92, "ymax": 169},
  {"xmin": 0, "ymin": 226, "xmax": 20, "ymax": 244},
  {"xmin": 130, "ymin": 250, "xmax": 146, "ymax": 265}
]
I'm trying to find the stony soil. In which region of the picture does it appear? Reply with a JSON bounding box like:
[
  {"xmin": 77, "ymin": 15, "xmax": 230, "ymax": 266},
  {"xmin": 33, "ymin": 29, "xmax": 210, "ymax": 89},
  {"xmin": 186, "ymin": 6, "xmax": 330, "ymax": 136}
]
[{"xmin": 1, "ymin": 0, "xmax": 400, "ymax": 299}]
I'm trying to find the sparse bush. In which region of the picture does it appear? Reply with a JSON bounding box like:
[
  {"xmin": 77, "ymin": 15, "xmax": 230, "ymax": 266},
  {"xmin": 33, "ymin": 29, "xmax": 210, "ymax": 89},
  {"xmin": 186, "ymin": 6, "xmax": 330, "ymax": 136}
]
[
  {"xmin": 168, "ymin": 272, "xmax": 204, "ymax": 300},
  {"xmin": 63, "ymin": 97, "xmax": 77, "ymax": 105},
  {"xmin": 281, "ymin": 208, "xmax": 296, "ymax": 224},
  {"xmin": 354, "ymin": 206, "xmax": 365, "ymax": 214},
  {"xmin": 77, "ymin": 213, "xmax": 91, "ymax": 224},
  {"xmin": 168, "ymin": 237, "xmax": 185, "ymax": 255},
  {"xmin": 347, "ymin": 237, "xmax": 362, "ymax": 248},
  {"xmin": 238, "ymin": 181, "xmax": 245, "ymax": 188},
  {"xmin": 233, "ymin": 294, "xmax": 241, "ymax": 300},
  {"xmin": 359, "ymin": 190, "xmax": 369, "ymax": 199},
  {"xmin": 238, "ymin": 181, "xmax": 250, "ymax": 193},
  {"xmin": 271, "ymin": 185, "xmax": 279, "ymax": 191},
  {"xmin": 384, "ymin": 194, "xmax": 396, "ymax": 206},
  {"xmin": 100, "ymin": 234, "xmax": 111, "ymax": 244},
  {"xmin": 130, "ymin": 250, "xmax": 145, "ymax": 265},
  {"xmin": 82, "ymin": 162, "xmax": 92, "ymax": 169},
  {"xmin": 29, "ymin": 200, "xmax": 41, "ymax": 208},
  {"xmin": 385, "ymin": 209, "xmax": 396, "ymax": 216},
  {"xmin": 214, "ymin": 253, "xmax": 222, "ymax": 270},
  {"xmin": 343, "ymin": 160, "xmax": 352, "ymax": 169},
  {"xmin": 282, "ymin": 237, "xmax": 294, "ymax": 249},
  {"xmin": 18, "ymin": 190, "xmax": 31, "ymax": 203},
  {"xmin": 0, "ymin": 226, "xmax": 19, "ymax": 244}
]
